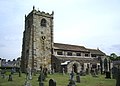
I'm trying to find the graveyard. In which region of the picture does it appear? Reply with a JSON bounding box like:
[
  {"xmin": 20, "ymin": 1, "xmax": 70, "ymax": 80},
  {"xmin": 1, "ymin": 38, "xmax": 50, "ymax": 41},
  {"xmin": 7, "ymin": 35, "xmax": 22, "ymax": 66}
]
[{"xmin": 0, "ymin": 72, "xmax": 116, "ymax": 86}]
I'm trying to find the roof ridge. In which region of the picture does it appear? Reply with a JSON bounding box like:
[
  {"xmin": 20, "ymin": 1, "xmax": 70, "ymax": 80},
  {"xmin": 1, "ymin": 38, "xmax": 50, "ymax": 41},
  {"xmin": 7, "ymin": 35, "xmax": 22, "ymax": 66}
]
[{"xmin": 54, "ymin": 42, "xmax": 85, "ymax": 47}]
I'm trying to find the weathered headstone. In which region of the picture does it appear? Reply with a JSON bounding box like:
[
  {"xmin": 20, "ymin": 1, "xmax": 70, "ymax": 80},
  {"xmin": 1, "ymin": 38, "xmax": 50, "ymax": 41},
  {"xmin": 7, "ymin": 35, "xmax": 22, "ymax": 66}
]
[
  {"xmin": 19, "ymin": 70, "xmax": 21, "ymax": 77},
  {"xmin": 38, "ymin": 71, "xmax": 44, "ymax": 86},
  {"xmin": 24, "ymin": 73, "xmax": 31, "ymax": 86},
  {"xmin": 68, "ymin": 71, "xmax": 76, "ymax": 86},
  {"xmin": 112, "ymin": 67, "xmax": 118, "ymax": 79},
  {"xmin": 1, "ymin": 70, "xmax": 5, "ymax": 79},
  {"xmin": 80, "ymin": 70, "xmax": 86, "ymax": 76},
  {"xmin": 49, "ymin": 79, "xmax": 56, "ymax": 86},
  {"xmin": 91, "ymin": 69, "xmax": 98, "ymax": 77},
  {"xmin": 43, "ymin": 68, "xmax": 47, "ymax": 79},
  {"xmin": 70, "ymin": 71, "xmax": 74, "ymax": 80},
  {"xmin": 62, "ymin": 68, "xmax": 65, "ymax": 75},
  {"xmin": 116, "ymin": 71, "xmax": 120, "ymax": 86},
  {"xmin": 27, "ymin": 67, "xmax": 32, "ymax": 80},
  {"xmin": 76, "ymin": 73, "xmax": 80, "ymax": 83},
  {"xmin": 8, "ymin": 74, "xmax": 13, "ymax": 81},
  {"xmin": 68, "ymin": 80, "xmax": 76, "ymax": 86},
  {"xmin": 105, "ymin": 71, "xmax": 111, "ymax": 79}
]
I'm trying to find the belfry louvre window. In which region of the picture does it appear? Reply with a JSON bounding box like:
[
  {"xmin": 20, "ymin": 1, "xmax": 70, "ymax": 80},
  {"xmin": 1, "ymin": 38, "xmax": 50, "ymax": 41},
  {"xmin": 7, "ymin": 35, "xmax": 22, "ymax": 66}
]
[
  {"xmin": 67, "ymin": 52, "xmax": 72, "ymax": 56},
  {"xmin": 41, "ymin": 18, "xmax": 47, "ymax": 27},
  {"xmin": 57, "ymin": 51, "xmax": 63, "ymax": 55}
]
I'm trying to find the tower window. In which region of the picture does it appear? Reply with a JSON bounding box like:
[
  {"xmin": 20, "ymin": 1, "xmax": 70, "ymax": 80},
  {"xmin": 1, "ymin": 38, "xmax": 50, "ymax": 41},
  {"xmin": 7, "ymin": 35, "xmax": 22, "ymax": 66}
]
[{"xmin": 41, "ymin": 18, "xmax": 47, "ymax": 27}]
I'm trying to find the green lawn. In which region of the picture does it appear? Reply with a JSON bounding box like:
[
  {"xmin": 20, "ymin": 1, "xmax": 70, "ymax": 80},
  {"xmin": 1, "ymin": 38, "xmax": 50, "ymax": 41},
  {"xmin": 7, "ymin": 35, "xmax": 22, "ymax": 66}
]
[{"xmin": 0, "ymin": 73, "xmax": 116, "ymax": 86}]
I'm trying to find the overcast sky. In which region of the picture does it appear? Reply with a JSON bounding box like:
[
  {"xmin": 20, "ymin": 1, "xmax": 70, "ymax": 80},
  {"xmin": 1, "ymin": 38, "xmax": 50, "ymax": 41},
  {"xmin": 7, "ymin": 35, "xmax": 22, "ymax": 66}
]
[{"xmin": 0, "ymin": 0, "xmax": 120, "ymax": 60}]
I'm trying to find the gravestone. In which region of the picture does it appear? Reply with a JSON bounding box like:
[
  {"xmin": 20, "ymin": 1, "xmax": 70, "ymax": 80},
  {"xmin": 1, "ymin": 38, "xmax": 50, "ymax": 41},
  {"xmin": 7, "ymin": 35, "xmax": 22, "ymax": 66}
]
[
  {"xmin": 24, "ymin": 73, "xmax": 31, "ymax": 86},
  {"xmin": 76, "ymin": 73, "xmax": 80, "ymax": 83},
  {"xmin": 86, "ymin": 68, "xmax": 89, "ymax": 75},
  {"xmin": 116, "ymin": 70, "xmax": 120, "ymax": 86},
  {"xmin": 62, "ymin": 68, "xmax": 65, "ymax": 75},
  {"xmin": 80, "ymin": 70, "xmax": 86, "ymax": 76},
  {"xmin": 52, "ymin": 68, "xmax": 55, "ymax": 74},
  {"xmin": 19, "ymin": 70, "xmax": 21, "ymax": 77},
  {"xmin": 27, "ymin": 67, "xmax": 32, "ymax": 80},
  {"xmin": 105, "ymin": 71, "xmax": 111, "ymax": 79},
  {"xmin": 68, "ymin": 80, "xmax": 76, "ymax": 86},
  {"xmin": 1, "ymin": 70, "xmax": 5, "ymax": 79},
  {"xmin": 38, "ymin": 71, "xmax": 44, "ymax": 86},
  {"xmin": 24, "ymin": 80, "xmax": 31, "ymax": 86},
  {"xmin": 70, "ymin": 71, "xmax": 74, "ymax": 80},
  {"xmin": 8, "ymin": 74, "xmax": 13, "ymax": 81},
  {"xmin": 68, "ymin": 71, "xmax": 76, "ymax": 86},
  {"xmin": 43, "ymin": 68, "xmax": 47, "ymax": 79},
  {"xmin": 112, "ymin": 67, "xmax": 118, "ymax": 79},
  {"xmin": 49, "ymin": 79, "xmax": 56, "ymax": 86}
]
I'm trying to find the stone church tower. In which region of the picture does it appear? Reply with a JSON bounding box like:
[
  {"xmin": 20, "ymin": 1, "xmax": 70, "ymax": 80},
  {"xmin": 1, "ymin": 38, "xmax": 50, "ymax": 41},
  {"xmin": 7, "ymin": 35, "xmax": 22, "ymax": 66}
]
[{"xmin": 21, "ymin": 6, "xmax": 54, "ymax": 72}]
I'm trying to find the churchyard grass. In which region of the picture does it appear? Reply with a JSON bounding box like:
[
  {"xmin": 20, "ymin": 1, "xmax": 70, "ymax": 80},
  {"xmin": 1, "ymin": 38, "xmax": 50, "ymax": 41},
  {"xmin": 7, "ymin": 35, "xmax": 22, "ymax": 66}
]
[{"xmin": 0, "ymin": 73, "xmax": 116, "ymax": 86}]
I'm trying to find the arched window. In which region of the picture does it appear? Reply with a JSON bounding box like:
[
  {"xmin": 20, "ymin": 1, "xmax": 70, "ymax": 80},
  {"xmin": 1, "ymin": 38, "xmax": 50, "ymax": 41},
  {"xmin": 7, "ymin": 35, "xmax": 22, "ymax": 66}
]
[{"xmin": 41, "ymin": 18, "xmax": 47, "ymax": 27}]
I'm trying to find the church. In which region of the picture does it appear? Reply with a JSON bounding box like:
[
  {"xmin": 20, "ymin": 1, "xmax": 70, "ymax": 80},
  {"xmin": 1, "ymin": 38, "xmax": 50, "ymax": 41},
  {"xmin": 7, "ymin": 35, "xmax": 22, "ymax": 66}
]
[{"xmin": 21, "ymin": 6, "xmax": 110, "ymax": 73}]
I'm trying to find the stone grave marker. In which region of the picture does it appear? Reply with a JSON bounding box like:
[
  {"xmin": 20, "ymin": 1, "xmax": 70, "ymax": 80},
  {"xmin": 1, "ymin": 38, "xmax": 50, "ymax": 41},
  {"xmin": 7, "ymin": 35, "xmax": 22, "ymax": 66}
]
[
  {"xmin": 80, "ymin": 70, "xmax": 86, "ymax": 76},
  {"xmin": 116, "ymin": 67, "xmax": 120, "ymax": 86},
  {"xmin": 68, "ymin": 71, "xmax": 76, "ymax": 86},
  {"xmin": 62, "ymin": 68, "xmax": 65, "ymax": 75},
  {"xmin": 1, "ymin": 70, "xmax": 5, "ymax": 79},
  {"xmin": 38, "ymin": 71, "xmax": 44, "ymax": 86},
  {"xmin": 76, "ymin": 73, "xmax": 80, "ymax": 83},
  {"xmin": 105, "ymin": 71, "xmax": 111, "ymax": 79},
  {"xmin": 19, "ymin": 70, "xmax": 21, "ymax": 77},
  {"xmin": 24, "ymin": 73, "xmax": 31, "ymax": 86},
  {"xmin": 91, "ymin": 69, "xmax": 98, "ymax": 77},
  {"xmin": 112, "ymin": 67, "xmax": 118, "ymax": 79},
  {"xmin": 49, "ymin": 79, "xmax": 56, "ymax": 86},
  {"xmin": 27, "ymin": 67, "xmax": 32, "ymax": 80},
  {"xmin": 8, "ymin": 74, "xmax": 13, "ymax": 81}
]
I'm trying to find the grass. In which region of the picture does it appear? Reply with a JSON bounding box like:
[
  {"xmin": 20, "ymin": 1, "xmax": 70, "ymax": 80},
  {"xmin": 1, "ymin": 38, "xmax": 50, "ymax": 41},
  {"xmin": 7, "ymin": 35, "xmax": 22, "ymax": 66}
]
[{"xmin": 0, "ymin": 73, "xmax": 116, "ymax": 86}]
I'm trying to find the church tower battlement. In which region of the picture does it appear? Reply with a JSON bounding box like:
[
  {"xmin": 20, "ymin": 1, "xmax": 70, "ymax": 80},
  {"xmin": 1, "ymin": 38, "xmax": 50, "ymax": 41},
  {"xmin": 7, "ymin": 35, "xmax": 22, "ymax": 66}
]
[{"xmin": 21, "ymin": 6, "xmax": 54, "ymax": 72}]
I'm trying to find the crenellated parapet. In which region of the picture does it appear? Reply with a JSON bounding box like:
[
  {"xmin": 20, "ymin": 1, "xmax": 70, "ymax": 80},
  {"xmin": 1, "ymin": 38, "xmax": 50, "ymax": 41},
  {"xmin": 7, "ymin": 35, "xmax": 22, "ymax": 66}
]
[{"xmin": 25, "ymin": 6, "xmax": 54, "ymax": 20}]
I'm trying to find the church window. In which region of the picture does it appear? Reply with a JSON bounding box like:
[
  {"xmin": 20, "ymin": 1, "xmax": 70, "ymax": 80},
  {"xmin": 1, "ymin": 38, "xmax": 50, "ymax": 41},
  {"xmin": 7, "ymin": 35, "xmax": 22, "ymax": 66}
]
[
  {"xmin": 67, "ymin": 52, "xmax": 72, "ymax": 56},
  {"xmin": 57, "ymin": 51, "xmax": 63, "ymax": 55},
  {"xmin": 41, "ymin": 18, "xmax": 47, "ymax": 27},
  {"xmin": 91, "ymin": 54, "xmax": 96, "ymax": 57},
  {"xmin": 76, "ymin": 52, "xmax": 81, "ymax": 56},
  {"xmin": 85, "ymin": 54, "xmax": 89, "ymax": 57}
]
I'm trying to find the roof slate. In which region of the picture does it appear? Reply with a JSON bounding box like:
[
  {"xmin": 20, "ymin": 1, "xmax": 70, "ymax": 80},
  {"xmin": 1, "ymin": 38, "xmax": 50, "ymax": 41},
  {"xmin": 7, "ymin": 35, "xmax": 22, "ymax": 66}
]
[
  {"xmin": 54, "ymin": 43, "xmax": 89, "ymax": 52},
  {"xmin": 54, "ymin": 43, "xmax": 106, "ymax": 56}
]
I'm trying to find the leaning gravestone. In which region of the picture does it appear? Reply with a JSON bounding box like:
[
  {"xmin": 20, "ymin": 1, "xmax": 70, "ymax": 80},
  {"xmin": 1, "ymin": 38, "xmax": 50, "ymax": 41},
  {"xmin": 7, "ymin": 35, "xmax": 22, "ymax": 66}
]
[
  {"xmin": 49, "ymin": 79, "xmax": 56, "ymax": 86},
  {"xmin": 8, "ymin": 74, "xmax": 13, "ymax": 81}
]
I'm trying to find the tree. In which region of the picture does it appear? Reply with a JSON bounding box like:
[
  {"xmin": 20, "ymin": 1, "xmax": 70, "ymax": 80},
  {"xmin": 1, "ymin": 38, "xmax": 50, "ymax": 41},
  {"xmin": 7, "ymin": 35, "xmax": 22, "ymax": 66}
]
[{"xmin": 109, "ymin": 53, "xmax": 120, "ymax": 61}]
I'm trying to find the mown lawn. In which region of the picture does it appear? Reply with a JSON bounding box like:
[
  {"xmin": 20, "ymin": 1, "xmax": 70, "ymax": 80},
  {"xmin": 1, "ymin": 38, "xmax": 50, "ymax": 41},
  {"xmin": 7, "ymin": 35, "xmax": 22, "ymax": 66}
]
[{"xmin": 0, "ymin": 73, "xmax": 116, "ymax": 86}]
